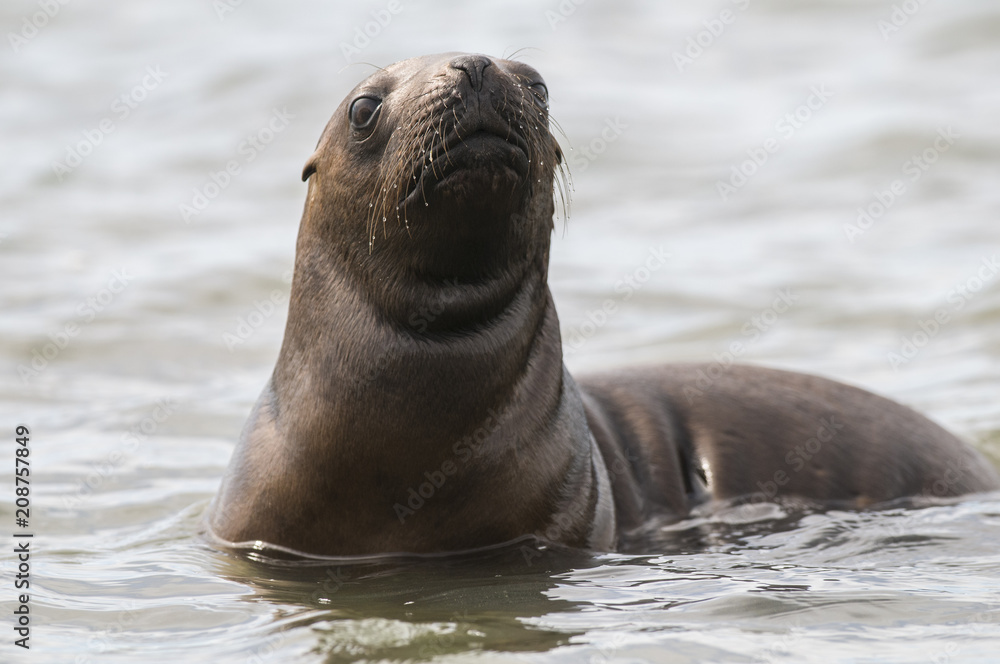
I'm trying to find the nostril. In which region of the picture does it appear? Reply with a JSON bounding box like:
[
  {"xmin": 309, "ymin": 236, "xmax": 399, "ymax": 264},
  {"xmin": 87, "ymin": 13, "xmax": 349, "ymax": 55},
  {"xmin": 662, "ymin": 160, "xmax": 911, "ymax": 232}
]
[{"xmin": 450, "ymin": 54, "xmax": 492, "ymax": 92}]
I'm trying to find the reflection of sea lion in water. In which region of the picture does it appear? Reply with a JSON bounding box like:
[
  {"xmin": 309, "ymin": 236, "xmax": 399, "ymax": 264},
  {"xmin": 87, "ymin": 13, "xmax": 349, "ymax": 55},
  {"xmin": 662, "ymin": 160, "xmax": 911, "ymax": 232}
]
[{"xmin": 206, "ymin": 52, "xmax": 1000, "ymax": 556}]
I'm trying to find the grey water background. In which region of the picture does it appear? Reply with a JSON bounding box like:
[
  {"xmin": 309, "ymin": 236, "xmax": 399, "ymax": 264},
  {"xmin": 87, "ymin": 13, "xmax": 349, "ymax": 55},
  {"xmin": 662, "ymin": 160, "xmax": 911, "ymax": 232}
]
[{"xmin": 2, "ymin": 0, "xmax": 1000, "ymax": 661}]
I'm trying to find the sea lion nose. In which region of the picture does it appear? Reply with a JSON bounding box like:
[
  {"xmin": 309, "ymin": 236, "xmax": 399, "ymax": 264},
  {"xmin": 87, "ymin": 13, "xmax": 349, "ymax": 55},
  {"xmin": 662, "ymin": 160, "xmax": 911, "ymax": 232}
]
[{"xmin": 450, "ymin": 54, "xmax": 493, "ymax": 92}]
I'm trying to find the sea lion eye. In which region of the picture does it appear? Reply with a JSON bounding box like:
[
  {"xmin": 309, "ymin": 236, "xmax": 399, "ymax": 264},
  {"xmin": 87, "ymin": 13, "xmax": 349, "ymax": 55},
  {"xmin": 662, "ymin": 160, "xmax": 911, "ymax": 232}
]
[
  {"xmin": 528, "ymin": 82, "xmax": 548, "ymax": 107},
  {"xmin": 349, "ymin": 96, "xmax": 381, "ymax": 130}
]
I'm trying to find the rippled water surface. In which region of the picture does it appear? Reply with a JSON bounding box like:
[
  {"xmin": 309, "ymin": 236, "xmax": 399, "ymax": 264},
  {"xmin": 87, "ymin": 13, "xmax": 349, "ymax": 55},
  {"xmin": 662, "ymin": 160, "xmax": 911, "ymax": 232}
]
[{"xmin": 3, "ymin": 0, "xmax": 1000, "ymax": 662}]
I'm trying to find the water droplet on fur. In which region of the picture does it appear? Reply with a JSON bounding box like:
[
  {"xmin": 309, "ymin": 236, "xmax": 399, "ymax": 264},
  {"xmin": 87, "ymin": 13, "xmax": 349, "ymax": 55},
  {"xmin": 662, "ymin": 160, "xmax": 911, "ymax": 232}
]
[{"xmin": 424, "ymin": 203, "xmax": 429, "ymax": 207}]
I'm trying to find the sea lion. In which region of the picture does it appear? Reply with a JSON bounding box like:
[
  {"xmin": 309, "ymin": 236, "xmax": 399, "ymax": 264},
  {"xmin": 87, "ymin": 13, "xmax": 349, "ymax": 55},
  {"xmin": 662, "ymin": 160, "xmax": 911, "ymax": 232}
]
[{"xmin": 207, "ymin": 52, "xmax": 999, "ymax": 557}]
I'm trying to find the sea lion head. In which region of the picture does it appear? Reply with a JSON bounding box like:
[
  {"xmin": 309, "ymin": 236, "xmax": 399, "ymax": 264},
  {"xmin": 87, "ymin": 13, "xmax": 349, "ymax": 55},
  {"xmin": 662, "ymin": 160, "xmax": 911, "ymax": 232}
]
[{"xmin": 299, "ymin": 53, "xmax": 564, "ymax": 285}]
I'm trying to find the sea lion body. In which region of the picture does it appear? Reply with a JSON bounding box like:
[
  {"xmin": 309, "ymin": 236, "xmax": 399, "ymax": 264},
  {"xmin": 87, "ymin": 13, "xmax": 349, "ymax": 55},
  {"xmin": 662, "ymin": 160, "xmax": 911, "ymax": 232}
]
[
  {"xmin": 580, "ymin": 364, "xmax": 999, "ymax": 550},
  {"xmin": 207, "ymin": 53, "xmax": 999, "ymax": 557}
]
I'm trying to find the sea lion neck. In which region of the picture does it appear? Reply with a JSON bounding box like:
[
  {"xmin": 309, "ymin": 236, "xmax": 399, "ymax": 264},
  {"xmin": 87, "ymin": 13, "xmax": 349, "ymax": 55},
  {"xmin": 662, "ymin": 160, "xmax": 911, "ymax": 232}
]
[
  {"xmin": 270, "ymin": 220, "xmax": 566, "ymax": 503},
  {"xmin": 290, "ymin": 204, "xmax": 551, "ymax": 336}
]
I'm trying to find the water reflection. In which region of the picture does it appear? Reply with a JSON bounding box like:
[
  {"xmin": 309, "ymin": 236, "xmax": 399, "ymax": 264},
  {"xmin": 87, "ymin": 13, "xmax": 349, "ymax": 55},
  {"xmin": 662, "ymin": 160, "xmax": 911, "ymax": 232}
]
[{"xmin": 213, "ymin": 540, "xmax": 595, "ymax": 661}]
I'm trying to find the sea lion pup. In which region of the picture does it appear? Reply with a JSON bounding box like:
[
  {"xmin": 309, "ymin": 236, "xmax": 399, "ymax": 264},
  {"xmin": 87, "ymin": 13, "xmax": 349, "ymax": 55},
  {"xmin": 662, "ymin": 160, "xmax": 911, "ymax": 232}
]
[{"xmin": 207, "ymin": 53, "xmax": 999, "ymax": 557}]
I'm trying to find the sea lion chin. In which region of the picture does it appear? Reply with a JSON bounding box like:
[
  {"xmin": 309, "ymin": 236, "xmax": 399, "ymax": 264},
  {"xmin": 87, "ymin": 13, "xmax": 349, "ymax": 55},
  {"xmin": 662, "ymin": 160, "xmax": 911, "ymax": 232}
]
[{"xmin": 207, "ymin": 52, "xmax": 999, "ymax": 558}]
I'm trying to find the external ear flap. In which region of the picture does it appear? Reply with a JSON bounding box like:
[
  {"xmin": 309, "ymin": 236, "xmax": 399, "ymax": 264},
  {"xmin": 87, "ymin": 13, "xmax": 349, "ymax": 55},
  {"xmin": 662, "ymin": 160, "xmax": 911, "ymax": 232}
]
[{"xmin": 302, "ymin": 151, "xmax": 319, "ymax": 181}]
